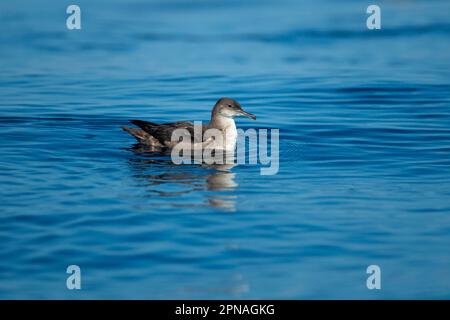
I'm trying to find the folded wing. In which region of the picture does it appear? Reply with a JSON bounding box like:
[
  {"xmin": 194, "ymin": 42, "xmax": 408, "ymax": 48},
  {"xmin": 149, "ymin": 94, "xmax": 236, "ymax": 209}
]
[{"xmin": 131, "ymin": 120, "xmax": 205, "ymax": 147}]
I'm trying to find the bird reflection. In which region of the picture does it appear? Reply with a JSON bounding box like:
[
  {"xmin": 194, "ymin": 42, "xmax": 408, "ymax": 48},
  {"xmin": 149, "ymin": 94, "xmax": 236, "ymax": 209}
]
[
  {"xmin": 205, "ymin": 165, "xmax": 237, "ymax": 210},
  {"xmin": 127, "ymin": 147, "xmax": 238, "ymax": 211}
]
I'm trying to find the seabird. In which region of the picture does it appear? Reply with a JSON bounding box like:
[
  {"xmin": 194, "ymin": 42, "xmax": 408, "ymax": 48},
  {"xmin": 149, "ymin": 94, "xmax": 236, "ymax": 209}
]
[{"xmin": 122, "ymin": 98, "xmax": 256, "ymax": 151}]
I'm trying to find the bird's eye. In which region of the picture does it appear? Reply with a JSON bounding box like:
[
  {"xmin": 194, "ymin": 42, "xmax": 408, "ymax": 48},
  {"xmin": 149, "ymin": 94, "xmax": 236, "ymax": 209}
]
[{"xmin": 228, "ymin": 104, "xmax": 235, "ymax": 108}]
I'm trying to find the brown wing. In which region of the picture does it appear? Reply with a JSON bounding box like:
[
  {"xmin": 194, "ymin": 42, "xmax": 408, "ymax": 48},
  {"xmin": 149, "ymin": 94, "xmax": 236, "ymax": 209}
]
[{"xmin": 130, "ymin": 120, "xmax": 207, "ymax": 146}]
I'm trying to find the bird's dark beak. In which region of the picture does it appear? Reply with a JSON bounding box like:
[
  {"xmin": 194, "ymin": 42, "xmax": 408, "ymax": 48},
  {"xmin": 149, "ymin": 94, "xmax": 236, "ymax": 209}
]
[{"xmin": 238, "ymin": 109, "xmax": 256, "ymax": 120}]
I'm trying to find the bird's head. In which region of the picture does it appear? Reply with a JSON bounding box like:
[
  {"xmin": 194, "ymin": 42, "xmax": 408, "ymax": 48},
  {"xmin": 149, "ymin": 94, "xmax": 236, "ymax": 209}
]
[{"xmin": 212, "ymin": 97, "xmax": 256, "ymax": 120}]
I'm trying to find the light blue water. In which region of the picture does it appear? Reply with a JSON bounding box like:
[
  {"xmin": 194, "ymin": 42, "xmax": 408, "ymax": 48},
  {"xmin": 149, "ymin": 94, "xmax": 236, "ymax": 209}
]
[{"xmin": 1, "ymin": 0, "xmax": 450, "ymax": 299}]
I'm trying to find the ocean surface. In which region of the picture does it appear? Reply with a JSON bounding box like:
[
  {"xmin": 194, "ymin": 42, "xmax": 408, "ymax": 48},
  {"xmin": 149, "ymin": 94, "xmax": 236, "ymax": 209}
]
[{"xmin": 1, "ymin": 0, "xmax": 450, "ymax": 299}]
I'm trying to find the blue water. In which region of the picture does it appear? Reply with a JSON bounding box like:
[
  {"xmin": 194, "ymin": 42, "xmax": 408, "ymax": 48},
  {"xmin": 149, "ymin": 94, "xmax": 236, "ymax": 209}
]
[{"xmin": 1, "ymin": 0, "xmax": 450, "ymax": 299}]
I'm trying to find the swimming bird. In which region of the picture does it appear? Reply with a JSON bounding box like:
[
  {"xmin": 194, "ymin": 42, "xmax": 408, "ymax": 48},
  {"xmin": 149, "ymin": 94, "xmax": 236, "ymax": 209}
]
[{"xmin": 122, "ymin": 98, "xmax": 255, "ymax": 151}]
